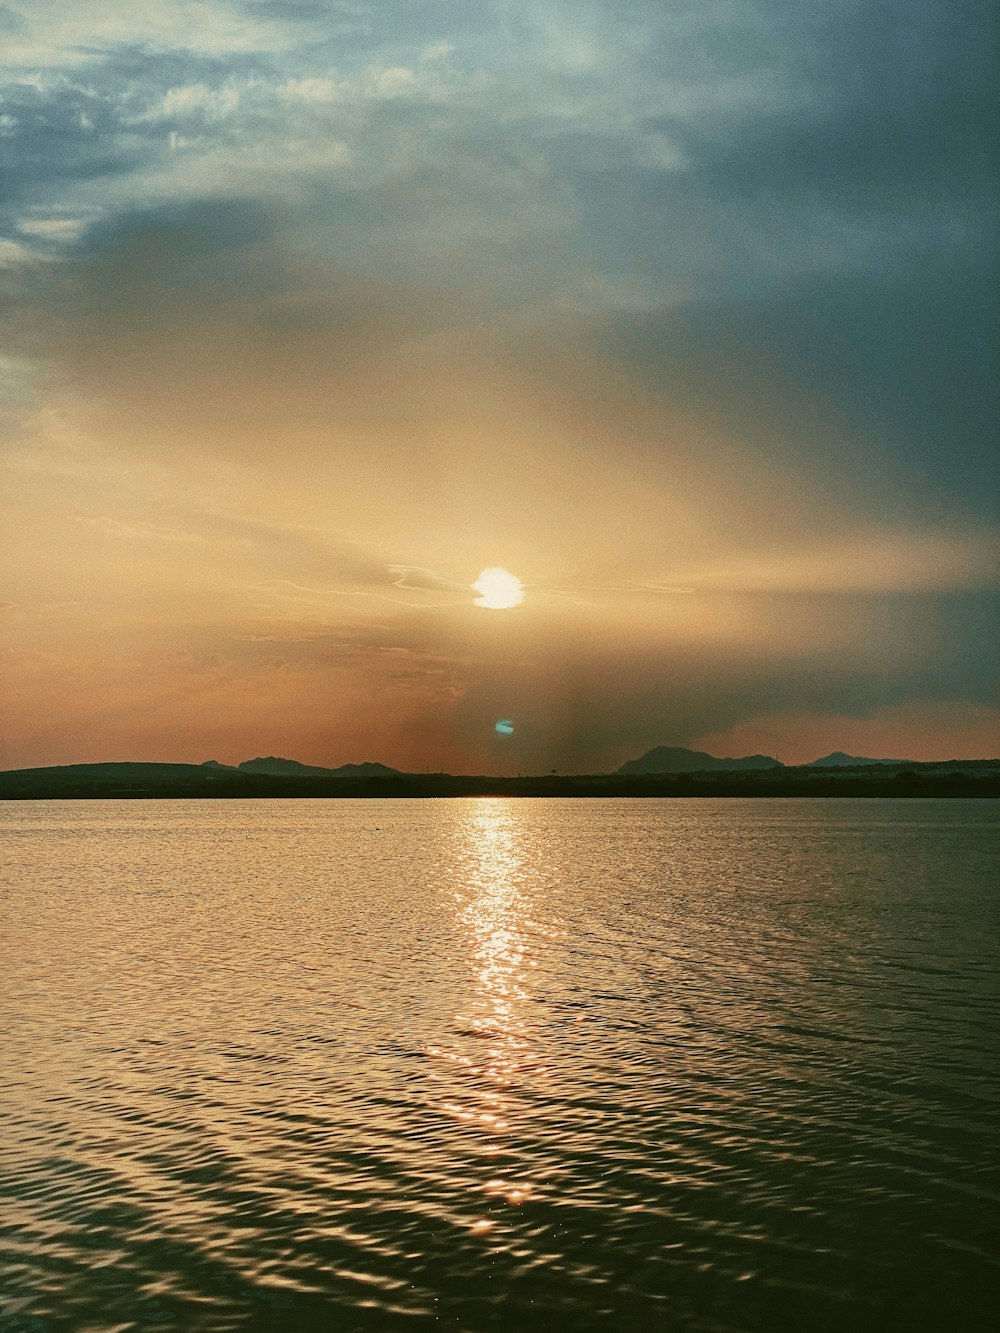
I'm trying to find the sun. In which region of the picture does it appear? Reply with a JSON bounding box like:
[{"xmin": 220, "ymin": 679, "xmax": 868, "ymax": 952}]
[{"xmin": 472, "ymin": 567, "xmax": 524, "ymax": 610}]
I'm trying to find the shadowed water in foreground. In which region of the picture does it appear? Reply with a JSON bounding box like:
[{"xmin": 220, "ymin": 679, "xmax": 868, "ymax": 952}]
[{"xmin": 2, "ymin": 798, "xmax": 998, "ymax": 1330}]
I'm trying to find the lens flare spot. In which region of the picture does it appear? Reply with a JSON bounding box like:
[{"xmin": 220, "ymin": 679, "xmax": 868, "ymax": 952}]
[{"xmin": 472, "ymin": 567, "xmax": 524, "ymax": 609}]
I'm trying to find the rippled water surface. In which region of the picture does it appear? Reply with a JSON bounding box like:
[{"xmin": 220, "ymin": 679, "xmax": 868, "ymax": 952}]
[{"xmin": 2, "ymin": 798, "xmax": 999, "ymax": 1331}]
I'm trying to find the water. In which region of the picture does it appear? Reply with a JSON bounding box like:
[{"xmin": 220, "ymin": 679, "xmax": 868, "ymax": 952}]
[{"xmin": 2, "ymin": 798, "xmax": 998, "ymax": 1331}]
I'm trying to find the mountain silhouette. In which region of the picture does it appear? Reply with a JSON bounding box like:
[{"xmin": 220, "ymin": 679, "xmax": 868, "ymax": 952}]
[
  {"xmin": 0, "ymin": 755, "xmax": 996, "ymax": 798},
  {"xmin": 617, "ymin": 746, "xmax": 782, "ymax": 775},
  {"xmin": 238, "ymin": 756, "xmax": 399, "ymax": 778},
  {"xmin": 0, "ymin": 757, "xmax": 400, "ymax": 796}
]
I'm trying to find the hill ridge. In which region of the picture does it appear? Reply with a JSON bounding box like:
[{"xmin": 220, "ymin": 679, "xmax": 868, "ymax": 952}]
[{"xmin": 617, "ymin": 745, "xmax": 782, "ymax": 775}]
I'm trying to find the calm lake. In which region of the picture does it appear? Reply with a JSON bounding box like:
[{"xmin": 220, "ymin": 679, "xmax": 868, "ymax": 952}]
[{"xmin": 2, "ymin": 798, "xmax": 998, "ymax": 1331}]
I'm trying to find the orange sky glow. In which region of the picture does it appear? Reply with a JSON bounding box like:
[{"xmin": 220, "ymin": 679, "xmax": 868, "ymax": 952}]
[{"xmin": 1, "ymin": 4, "xmax": 997, "ymax": 773}]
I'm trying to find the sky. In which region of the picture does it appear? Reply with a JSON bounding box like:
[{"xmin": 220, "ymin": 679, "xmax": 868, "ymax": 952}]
[{"xmin": 1, "ymin": 0, "xmax": 997, "ymax": 773}]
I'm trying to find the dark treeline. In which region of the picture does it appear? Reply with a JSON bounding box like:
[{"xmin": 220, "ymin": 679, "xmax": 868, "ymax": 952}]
[{"xmin": 1, "ymin": 764, "xmax": 998, "ymax": 800}]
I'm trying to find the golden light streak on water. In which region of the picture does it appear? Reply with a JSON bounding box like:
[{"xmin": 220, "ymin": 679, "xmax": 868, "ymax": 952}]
[{"xmin": 434, "ymin": 801, "xmax": 544, "ymax": 1213}]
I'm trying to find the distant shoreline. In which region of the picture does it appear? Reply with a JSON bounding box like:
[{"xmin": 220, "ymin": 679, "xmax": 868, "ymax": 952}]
[{"xmin": 2, "ymin": 771, "xmax": 998, "ymax": 800}]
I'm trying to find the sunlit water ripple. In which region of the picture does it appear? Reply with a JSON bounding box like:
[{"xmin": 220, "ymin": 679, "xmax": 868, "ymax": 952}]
[{"xmin": 2, "ymin": 798, "xmax": 998, "ymax": 1331}]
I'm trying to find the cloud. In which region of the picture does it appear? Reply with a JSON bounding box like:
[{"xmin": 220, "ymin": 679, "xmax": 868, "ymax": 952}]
[
  {"xmin": 18, "ymin": 216, "xmax": 85, "ymax": 240},
  {"xmin": 0, "ymin": 236, "xmax": 36, "ymax": 266},
  {"xmin": 0, "ymin": 1, "xmax": 294, "ymax": 68},
  {"xmin": 74, "ymin": 514, "xmax": 213, "ymax": 544},
  {"xmin": 140, "ymin": 82, "xmax": 243, "ymax": 123},
  {"xmin": 676, "ymin": 529, "xmax": 1000, "ymax": 595},
  {"xmin": 4, "ymin": 1, "xmax": 990, "ymax": 338},
  {"xmin": 388, "ymin": 565, "xmax": 470, "ymax": 593}
]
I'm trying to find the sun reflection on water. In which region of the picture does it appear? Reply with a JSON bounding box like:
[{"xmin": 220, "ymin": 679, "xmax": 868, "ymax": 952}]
[{"xmin": 424, "ymin": 800, "xmax": 554, "ymax": 1224}]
